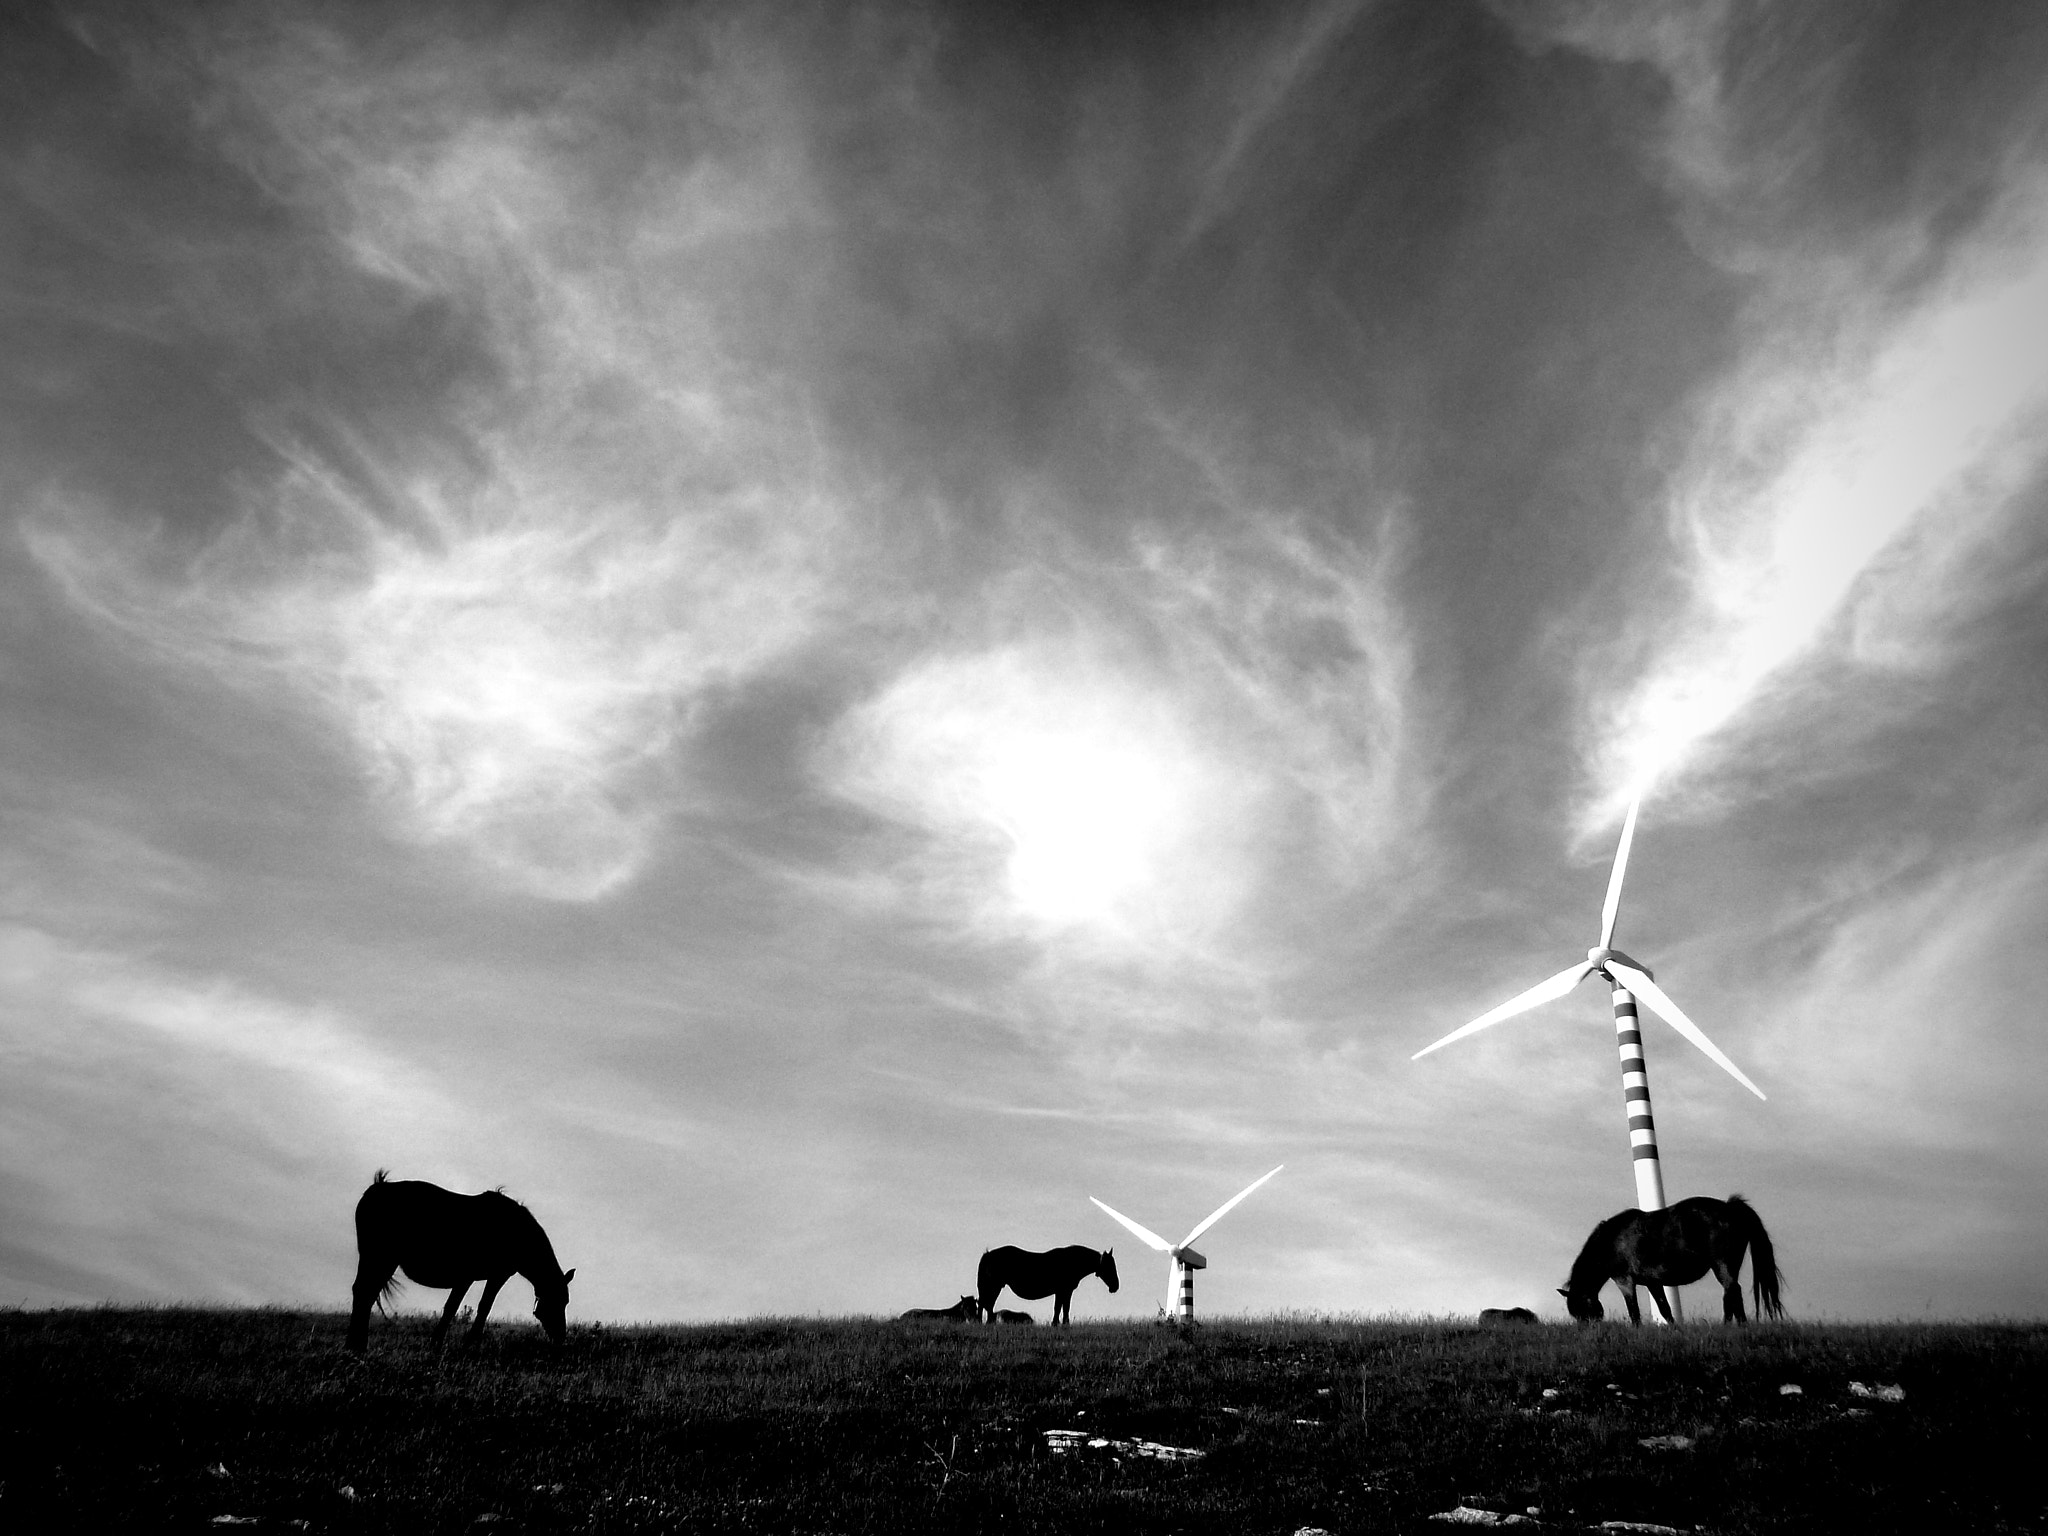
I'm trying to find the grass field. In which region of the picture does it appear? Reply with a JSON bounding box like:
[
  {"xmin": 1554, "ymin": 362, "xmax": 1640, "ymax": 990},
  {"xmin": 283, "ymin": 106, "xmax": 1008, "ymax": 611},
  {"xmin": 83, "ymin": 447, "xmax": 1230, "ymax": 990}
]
[{"xmin": 3, "ymin": 1308, "xmax": 2043, "ymax": 1533}]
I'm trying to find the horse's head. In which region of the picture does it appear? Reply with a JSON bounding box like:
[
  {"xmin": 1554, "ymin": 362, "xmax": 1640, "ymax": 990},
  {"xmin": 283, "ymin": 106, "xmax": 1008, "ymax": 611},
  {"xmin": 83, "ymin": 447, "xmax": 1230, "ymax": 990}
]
[
  {"xmin": 1558, "ymin": 1284, "xmax": 1602, "ymax": 1324},
  {"xmin": 1098, "ymin": 1248, "xmax": 1120, "ymax": 1293},
  {"xmin": 534, "ymin": 1266, "xmax": 576, "ymax": 1343}
]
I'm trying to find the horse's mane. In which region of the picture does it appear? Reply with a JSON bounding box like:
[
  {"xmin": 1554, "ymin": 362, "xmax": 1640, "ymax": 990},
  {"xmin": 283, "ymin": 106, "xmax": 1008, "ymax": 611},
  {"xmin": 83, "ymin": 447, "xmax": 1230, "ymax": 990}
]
[
  {"xmin": 1565, "ymin": 1208, "xmax": 1638, "ymax": 1294},
  {"xmin": 478, "ymin": 1187, "xmax": 540, "ymax": 1222}
]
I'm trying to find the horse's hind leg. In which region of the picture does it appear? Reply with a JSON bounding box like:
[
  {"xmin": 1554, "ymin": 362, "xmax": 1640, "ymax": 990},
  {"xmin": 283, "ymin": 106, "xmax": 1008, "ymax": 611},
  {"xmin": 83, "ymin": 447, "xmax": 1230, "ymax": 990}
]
[
  {"xmin": 433, "ymin": 1280, "xmax": 474, "ymax": 1344},
  {"xmin": 1054, "ymin": 1289, "xmax": 1073, "ymax": 1326},
  {"xmin": 1647, "ymin": 1284, "xmax": 1676, "ymax": 1326},
  {"xmin": 1713, "ymin": 1258, "xmax": 1745, "ymax": 1323},
  {"xmin": 348, "ymin": 1258, "xmax": 395, "ymax": 1353}
]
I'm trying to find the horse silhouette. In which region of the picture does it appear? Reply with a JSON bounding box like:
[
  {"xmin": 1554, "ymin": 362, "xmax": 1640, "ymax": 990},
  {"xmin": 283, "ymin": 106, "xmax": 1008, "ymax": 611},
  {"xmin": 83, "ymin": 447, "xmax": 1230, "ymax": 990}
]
[
  {"xmin": 347, "ymin": 1171, "xmax": 575, "ymax": 1352},
  {"xmin": 900, "ymin": 1295, "xmax": 981, "ymax": 1321},
  {"xmin": 976, "ymin": 1245, "xmax": 1118, "ymax": 1325},
  {"xmin": 1561, "ymin": 1194, "xmax": 1784, "ymax": 1325}
]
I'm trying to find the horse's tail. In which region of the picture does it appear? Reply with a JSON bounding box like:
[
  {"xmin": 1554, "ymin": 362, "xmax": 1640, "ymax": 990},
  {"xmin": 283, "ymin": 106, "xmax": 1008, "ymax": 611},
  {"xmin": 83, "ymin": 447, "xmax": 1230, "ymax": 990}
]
[
  {"xmin": 1727, "ymin": 1194, "xmax": 1785, "ymax": 1319},
  {"xmin": 357, "ymin": 1171, "xmax": 404, "ymax": 1310}
]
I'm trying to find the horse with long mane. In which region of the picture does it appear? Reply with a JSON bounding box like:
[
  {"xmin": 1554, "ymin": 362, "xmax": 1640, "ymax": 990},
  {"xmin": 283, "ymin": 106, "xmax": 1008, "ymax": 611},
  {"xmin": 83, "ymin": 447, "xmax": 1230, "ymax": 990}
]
[
  {"xmin": 347, "ymin": 1171, "xmax": 575, "ymax": 1352},
  {"xmin": 976, "ymin": 1245, "xmax": 1118, "ymax": 1325},
  {"xmin": 1560, "ymin": 1194, "xmax": 1783, "ymax": 1325}
]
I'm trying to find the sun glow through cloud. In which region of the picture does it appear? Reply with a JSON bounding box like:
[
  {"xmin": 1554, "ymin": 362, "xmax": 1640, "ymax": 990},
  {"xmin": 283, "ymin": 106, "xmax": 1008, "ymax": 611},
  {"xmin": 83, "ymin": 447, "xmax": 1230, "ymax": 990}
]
[
  {"xmin": 982, "ymin": 725, "xmax": 1185, "ymax": 926},
  {"xmin": 828, "ymin": 646, "xmax": 1242, "ymax": 936}
]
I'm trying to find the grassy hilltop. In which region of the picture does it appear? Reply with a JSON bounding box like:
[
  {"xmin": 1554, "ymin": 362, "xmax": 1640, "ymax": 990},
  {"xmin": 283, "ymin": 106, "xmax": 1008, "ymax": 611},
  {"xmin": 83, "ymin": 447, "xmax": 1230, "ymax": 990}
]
[{"xmin": 3, "ymin": 1309, "xmax": 2043, "ymax": 1533}]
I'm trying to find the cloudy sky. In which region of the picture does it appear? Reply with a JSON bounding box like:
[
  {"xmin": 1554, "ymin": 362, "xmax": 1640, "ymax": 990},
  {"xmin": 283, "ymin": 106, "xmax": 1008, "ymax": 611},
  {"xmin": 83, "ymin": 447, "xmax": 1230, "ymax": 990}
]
[{"xmin": 5, "ymin": 0, "xmax": 2046, "ymax": 1326}]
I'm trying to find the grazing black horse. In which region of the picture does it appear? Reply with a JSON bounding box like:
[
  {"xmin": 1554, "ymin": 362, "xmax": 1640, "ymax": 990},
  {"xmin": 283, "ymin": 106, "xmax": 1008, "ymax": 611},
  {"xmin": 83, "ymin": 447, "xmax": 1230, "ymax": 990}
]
[
  {"xmin": 976, "ymin": 1245, "xmax": 1118, "ymax": 1325},
  {"xmin": 900, "ymin": 1295, "xmax": 981, "ymax": 1321},
  {"xmin": 1560, "ymin": 1194, "xmax": 1784, "ymax": 1325},
  {"xmin": 347, "ymin": 1171, "xmax": 575, "ymax": 1352}
]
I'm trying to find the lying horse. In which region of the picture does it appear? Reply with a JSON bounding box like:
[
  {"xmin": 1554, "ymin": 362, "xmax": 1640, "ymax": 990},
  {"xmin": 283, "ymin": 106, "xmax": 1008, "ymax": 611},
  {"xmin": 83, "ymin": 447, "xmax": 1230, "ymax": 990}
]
[
  {"xmin": 1560, "ymin": 1194, "xmax": 1783, "ymax": 1325},
  {"xmin": 976, "ymin": 1245, "xmax": 1118, "ymax": 1325},
  {"xmin": 991, "ymin": 1309, "xmax": 1035, "ymax": 1325},
  {"xmin": 1479, "ymin": 1306, "xmax": 1538, "ymax": 1324},
  {"xmin": 347, "ymin": 1171, "xmax": 575, "ymax": 1352},
  {"xmin": 900, "ymin": 1295, "xmax": 981, "ymax": 1322}
]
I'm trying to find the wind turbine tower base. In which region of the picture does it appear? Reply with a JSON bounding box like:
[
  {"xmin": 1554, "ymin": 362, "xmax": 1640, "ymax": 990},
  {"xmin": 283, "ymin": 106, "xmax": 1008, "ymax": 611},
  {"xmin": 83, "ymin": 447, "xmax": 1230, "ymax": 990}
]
[{"xmin": 1614, "ymin": 979, "xmax": 1682, "ymax": 1323}]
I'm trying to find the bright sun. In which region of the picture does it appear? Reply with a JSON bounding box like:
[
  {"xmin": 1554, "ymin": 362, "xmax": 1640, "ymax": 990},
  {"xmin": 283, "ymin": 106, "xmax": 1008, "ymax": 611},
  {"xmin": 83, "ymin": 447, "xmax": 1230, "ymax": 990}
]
[
  {"xmin": 979, "ymin": 729, "xmax": 1178, "ymax": 924},
  {"xmin": 835, "ymin": 647, "xmax": 1211, "ymax": 930}
]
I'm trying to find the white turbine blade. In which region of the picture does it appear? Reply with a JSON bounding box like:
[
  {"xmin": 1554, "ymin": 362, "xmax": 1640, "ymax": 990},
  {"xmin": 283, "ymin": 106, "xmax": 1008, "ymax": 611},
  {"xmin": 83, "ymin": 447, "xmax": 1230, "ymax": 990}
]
[
  {"xmin": 1180, "ymin": 1165, "xmax": 1284, "ymax": 1248},
  {"xmin": 1090, "ymin": 1197, "xmax": 1173, "ymax": 1252},
  {"xmin": 1412, "ymin": 962, "xmax": 1595, "ymax": 1059},
  {"xmin": 1599, "ymin": 796, "xmax": 1641, "ymax": 951},
  {"xmin": 1606, "ymin": 960, "xmax": 1767, "ymax": 1101}
]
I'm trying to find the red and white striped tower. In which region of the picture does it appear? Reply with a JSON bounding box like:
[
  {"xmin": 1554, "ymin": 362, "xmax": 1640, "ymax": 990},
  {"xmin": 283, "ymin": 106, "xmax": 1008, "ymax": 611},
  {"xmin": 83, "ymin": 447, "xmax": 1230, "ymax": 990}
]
[
  {"xmin": 1611, "ymin": 979, "xmax": 1667, "ymax": 1211},
  {"xmin": 1609, "ymin": 974, "xmax": 1682, "ymax": 1321},
  {"xmin": 1172, "ymin": 1251, "xmax": 1205, "ymax": 1322}
]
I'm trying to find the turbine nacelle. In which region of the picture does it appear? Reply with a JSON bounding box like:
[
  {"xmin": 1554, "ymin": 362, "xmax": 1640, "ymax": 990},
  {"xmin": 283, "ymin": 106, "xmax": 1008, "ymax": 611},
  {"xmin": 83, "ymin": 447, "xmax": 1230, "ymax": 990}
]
[
  {"xmin": 1588, "ymin": 946, "xmax": 1652, "ymax": 981},
  {"xmin": 1172, "ymin": 1247, "xmax": 1207, "ymax": 1270}
]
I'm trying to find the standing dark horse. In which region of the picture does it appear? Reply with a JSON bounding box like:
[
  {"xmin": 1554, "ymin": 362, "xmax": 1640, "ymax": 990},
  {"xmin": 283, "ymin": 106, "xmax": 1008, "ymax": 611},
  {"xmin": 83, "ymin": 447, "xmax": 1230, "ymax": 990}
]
[
  {"xmin": 1560, "ymin": 1194, "xmax": 1783, "ymax": 1325},
  {"xmin": 347, "ymin": 1171, "xmax": 575, "ymax": 1352},
  {"xmin": 976, "ymin": 1245, "xmax": 1118, "ymax": 1325}
]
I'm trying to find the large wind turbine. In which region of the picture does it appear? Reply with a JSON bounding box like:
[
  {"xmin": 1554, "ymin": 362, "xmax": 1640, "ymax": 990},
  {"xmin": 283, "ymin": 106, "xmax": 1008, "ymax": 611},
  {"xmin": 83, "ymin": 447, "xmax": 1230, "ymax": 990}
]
[
  {"xmin": 1090, "ymin": 1166, "xmax": 1284, "ymax": 1322},
  {"xmin": 1415, "ymin": 797, "xmax": 1765, "ymax": 1228}
]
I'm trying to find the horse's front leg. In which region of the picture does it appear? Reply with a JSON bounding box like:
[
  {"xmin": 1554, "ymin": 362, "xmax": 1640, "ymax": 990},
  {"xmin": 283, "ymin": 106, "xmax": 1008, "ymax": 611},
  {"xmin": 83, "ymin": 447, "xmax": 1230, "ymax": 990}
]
[
  {"xmin": 1054, "ymin": 1289, "xmax": 1073, "ymax": 1326},
  {"xmin": 434, "ymin": 1281, "xmax": 474, "ymax": 1344},
  {"xmin": 465, "ymin": 1274, "xmax": 508, "ymax": 1343},
  {"xmin": 1618, "ymin": 1280, "xmax": 1643, "ymax": 1326},
  {"xmin": 1647, "ymin": 1284, "xmax": 1676, "ymax": 1326}
]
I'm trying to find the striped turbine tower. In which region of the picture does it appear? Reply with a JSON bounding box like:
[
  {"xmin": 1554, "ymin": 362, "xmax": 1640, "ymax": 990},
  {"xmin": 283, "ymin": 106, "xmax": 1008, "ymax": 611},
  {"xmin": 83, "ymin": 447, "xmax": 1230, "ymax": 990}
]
[
  {"xmin": 1612, "ymin": 976, "xmax": 1667, "ymax": 1214},
  {"xmin": 1091, "ymin": 1166, "xmax": 1284, "ymax": 1324},
  {"xmin": 1414, "ymin": 796, "xmax": 1767, "ymax": 1320}
]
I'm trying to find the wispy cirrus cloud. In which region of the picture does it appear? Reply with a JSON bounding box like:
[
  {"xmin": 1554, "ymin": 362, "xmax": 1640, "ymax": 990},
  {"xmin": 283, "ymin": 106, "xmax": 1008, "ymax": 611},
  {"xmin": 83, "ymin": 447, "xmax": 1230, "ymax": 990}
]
[
  {"xmin": 1512, "ymin": 3, "xmax": 2048, "ymax": 822},
  {"xmin": 1590, "ymin": 188, "xmax": 2048, "ymax": 814},
  {"xmin": 33, "ymin": 482, "xmax": 836, "ymax": 899},
  {"xmin": 27, "ymin": 7, "xmax": 853, "ymax": 898}
]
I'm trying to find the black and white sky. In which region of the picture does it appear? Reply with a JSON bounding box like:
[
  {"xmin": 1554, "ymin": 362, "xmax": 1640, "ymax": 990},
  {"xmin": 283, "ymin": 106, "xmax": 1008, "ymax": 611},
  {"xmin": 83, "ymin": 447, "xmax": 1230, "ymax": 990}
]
[{"xmin": 5, "ymin": 0, "xmax": 2047, "ymax": 1321}]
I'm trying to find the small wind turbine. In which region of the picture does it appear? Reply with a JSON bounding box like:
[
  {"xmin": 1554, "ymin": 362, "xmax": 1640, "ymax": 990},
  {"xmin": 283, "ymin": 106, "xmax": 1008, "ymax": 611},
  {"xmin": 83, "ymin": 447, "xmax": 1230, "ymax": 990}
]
[
  {"xmin": 1090, "ymin": 1165, "xmax": 1284, "ymax": 1322},
  {"xmin": 1414, "ymin": 796, "xmax": 1764, "ymax": 1239}
]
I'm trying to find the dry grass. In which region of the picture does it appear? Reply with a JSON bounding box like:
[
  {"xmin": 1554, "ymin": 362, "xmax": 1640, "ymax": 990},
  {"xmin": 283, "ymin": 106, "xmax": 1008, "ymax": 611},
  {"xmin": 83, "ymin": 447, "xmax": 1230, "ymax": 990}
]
[{"xmin": 3, "ymin": 1308, "xmax": 2043, "ymax": 1532}]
